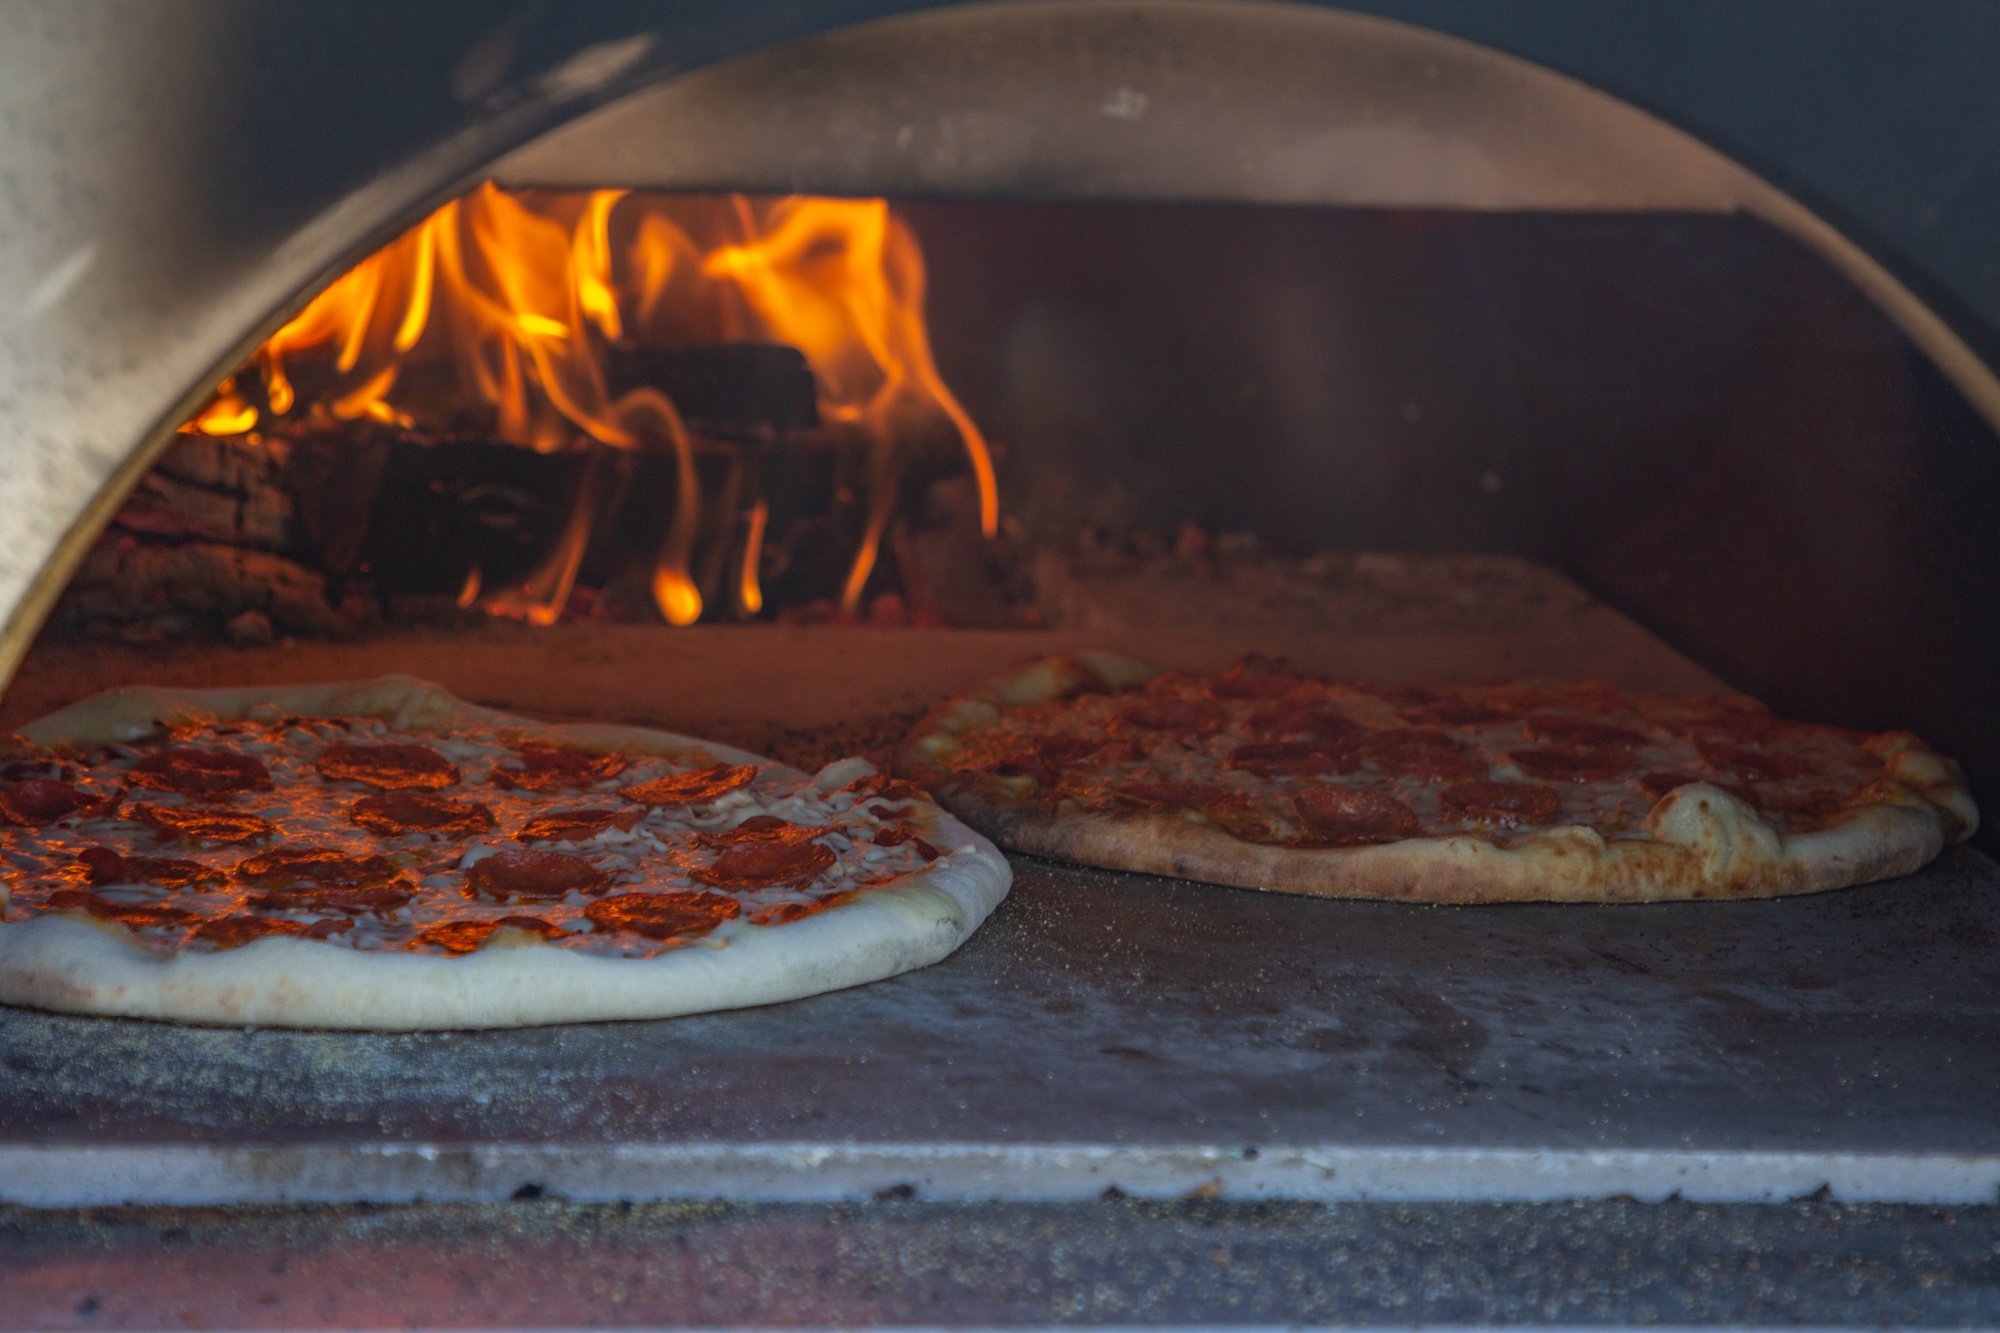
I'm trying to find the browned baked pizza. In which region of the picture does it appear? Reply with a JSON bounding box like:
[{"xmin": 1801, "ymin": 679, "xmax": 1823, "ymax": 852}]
[
  {"xmin": 0, "ymin": 677, "xmax": 1009, "ymax": 1028},
  {"xmin": 895, "ymin": 652, "xmax": 1976, "ymax": 903}
]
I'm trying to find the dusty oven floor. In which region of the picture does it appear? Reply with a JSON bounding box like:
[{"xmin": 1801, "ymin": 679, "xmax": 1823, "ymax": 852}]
[{"xmin": 0, "ymin": 556, "xmax": 1995, "ymax": 1210}]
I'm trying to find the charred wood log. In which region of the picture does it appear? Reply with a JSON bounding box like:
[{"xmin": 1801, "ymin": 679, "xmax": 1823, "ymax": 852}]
[
  {"xmin": 105, "ymin": 434, "xmax": 294, "ymax": 549},
  {"xmin": 48, "ymin": 433, "xmax": 344, "ymax": 641},
  {"xmin": 289, "ymin": 428, "xmax": 583, "ymax": 596},
  {"xmin": 46, "ymin": 337, "xmax": 1021, "ymax": 638},
  {"xmin": 58, "ymin": 538, "xmax": 339, "ymax": 641},
  {"xmin": 606, "ymin": 342, "xmax": 818, "ymax": 437}
]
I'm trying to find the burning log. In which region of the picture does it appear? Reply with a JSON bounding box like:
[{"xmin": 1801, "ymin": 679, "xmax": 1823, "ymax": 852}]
[
  {"xmin": 605, "ymin": 342, "xmax": 818, "ymax": 437},
  {"xmin": 106, "ymin": 434, "xmax": 294, "ymax": 550},
  {"xmin": 62, "ymin": 187, "xmax": 1012, "ymax": 640},
  {"xmin": 53, "ymin": 411, "xmax": 966, "ymax": 639},
  {"xmin": 58, "ymin": 537, "xmax": 338, "ymax": 643},
  {"xmin": 49, "ymin": 433, "xmax": 343, "ymax": 642}
]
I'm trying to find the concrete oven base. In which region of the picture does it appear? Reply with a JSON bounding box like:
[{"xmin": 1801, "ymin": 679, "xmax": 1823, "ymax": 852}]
[
  {"xmin": 2, "ymin": 847, "xmax": 1996, "ymax": 1210},
  {"xmin": 3, "ymin": 1196, "xmax": 1998, "ymax": 1328}
]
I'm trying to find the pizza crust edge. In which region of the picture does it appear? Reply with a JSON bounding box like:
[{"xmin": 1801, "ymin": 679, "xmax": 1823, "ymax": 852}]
[
  {"xmin": 894, "ymin": 654, "xmax": 1976, "ymax": 904},
  {"xmin": 0, "ymin": 675, "xmax": 1012, "ymax": 1029}
]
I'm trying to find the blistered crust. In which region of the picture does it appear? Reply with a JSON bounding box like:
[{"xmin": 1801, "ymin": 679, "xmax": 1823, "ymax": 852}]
[
  {"xmin": 1869, "ymin": 732, "xmax": 1980, "ymax": 842},
  {"xmin": 895, "ymin": 656, "xmax": 1973, "ymax": 904},
  {"xmin": 0, "ymin": 676, "xmax": 1011, "ymax": 1028},
  {"xmin": 20, "ymin": 675, "xmax": 771, "ymax": 767}
]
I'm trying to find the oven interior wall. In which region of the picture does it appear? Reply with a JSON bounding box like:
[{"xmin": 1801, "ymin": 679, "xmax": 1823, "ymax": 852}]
[
  {"xmin": 22, "ymin": 192, "xmax": 1995, "ymax": 831},
  {"xmin": 890, "ymin": 199, "xmax": 2000, "ymax": 829}
]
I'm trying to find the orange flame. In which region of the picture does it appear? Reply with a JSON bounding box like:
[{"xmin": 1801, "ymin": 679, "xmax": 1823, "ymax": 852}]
[
  {"xmin": 181, "ymin": 378, "xmax": 259, "ymax": 435},
  {"xmin": 183, "ymin": 186, "xmax": 996, "ymax": 626},
  {"xmin": 700, "ymin": 197, "xmax": 999, "ymax": 611},
  {"xmin": 738, "ymin": 498, "xmax": 769, "ymax": 617}
]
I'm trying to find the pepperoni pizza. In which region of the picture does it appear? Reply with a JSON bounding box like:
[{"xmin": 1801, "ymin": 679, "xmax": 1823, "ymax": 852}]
[
  {"xmin": 895, "ymin": 653, "xmax": 1977, "ymax": 903},
  {"xmin": 0, "ymin": 677, "xmax": 1009, "ymax": 1028}
]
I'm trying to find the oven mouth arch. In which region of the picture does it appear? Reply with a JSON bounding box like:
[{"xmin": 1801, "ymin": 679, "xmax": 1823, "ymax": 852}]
[{"xmin": 2, "ymin": 0, "xmax": 1994, "ymax": 689}]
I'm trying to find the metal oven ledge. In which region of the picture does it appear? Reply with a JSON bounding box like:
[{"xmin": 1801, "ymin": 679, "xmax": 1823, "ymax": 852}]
[{"xmin": 2, "ymin": 848, "xmax": 1997, "ymax": 1208}]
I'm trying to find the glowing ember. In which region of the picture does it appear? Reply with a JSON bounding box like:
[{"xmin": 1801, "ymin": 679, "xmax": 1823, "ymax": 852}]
[{"xmin": 181, "ymin": 186, "xmax": 999, "ymax": 626}]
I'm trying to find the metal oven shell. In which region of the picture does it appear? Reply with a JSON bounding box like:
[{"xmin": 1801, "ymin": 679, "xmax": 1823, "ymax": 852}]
[{"xmin": 1, "ymin": 6, "xmax": 1998, "ymax": 1318}]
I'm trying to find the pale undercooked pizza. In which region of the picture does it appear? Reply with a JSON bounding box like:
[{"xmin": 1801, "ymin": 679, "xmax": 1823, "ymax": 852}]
[
  {"xmin": 895, "ymin": 652, "xmax": 1976, "ymax": 903},
  {"xmin": 0, "ymin": 676, "xmax": 1009, "ymax": 1028}
]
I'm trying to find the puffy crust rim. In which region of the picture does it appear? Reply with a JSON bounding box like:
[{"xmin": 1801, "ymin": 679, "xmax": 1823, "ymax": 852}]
[{"xmin": 894, "ymin": 655, "xmax": 1974, "ymax": 904}]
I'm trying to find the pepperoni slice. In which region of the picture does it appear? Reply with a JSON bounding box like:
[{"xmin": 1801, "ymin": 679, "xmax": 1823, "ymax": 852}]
[
  {"xmin": 873, "ymin": 825, "xmax": 916, "ymax": 847},
  {"xmin": 78, "ymin": 846, "xmax": 220, "ymax": 888},
  {"xmin": 314, "ymin": 742, "xmax": 460, "ymax": 791},
  {"xmin": 350, "ymin": 791, "xmax": 496, "ymax": 836},
  {"xmin": 1113, "ymin": 785, "xmax": 1268, "ymax": 840},
  {"xmin": 1225, "ymin": 741, "xmax": 1358, "ymax": 778},
  {"xmin": 249, "ymin": 884, "xmax": 413, "ymax": 915},
  {"xmin": 133, "ymin": 803, "xmax": 275, "ymax": 844},
  {"xmin": 1637, "ymin": 771, "xmax": 1761, "ymax": 807},
  {"xmin": 585, "ymin": 890, "xmax": 742, "ymax": 940},
  {"xmin": 235, "ymin": 846, "xmax": 404, "ymax": 889},
  {"xmin": 1402, "ymin": 700, "xmax": 1509, "ymax": 728},
  {"xmin": 491, "ymin": 744, "xmax": 627, "ymax": 791},
  {"xmin": 994, "ymin": 735, "xmax": 1112, "ymax": 786},
  {"xmin": 127, "ymin": 748, "xmax": 272, "ymax": 797},
  {"xmin": 699, "ymin": 816, "xmax": 833, "ymax": 849},
  {"xmin": 418, "ymin": 915, "xmax": 567, "ymax": 954},
  {"xmin": 1248, "ymin": 704, "xmax": 1360, "ymax": 748},
  {"xmin": 1360, "ymin": 729, "xmax": 1483, "ymax": 780},
  {"xmin": 1510, "ymin": 747, "xmax": 1632, "ymax": 783},
  {"xmin": 1121, "ymin": 699, "xmax": 1228, "ymax": 735},
  {"xmin": 694, "ymin": 838, "xmax": 837, "ymax": 889},
  {"xmin": 0, "ymin": 778, "xmax": 95, "ymax": 825},
  {"xmin": 1439, "ymin": 780, "xmax": 1560, "ymax": 827},
  {"xmin": 513, "ymin": 808, "xmax": 642, "ymax": 844},
  {"xmin": 1696, "ymin": 740, "xmax": 1812, "ymax": 782},
  {"xmin": 1195, "ymin": 796, "xmax": 1286, "ymax": 844},
  {"xmin": 45, "ymin": 888, "xmax": 200, "ymax": 930},
  {"xmin": 836, "ymin": 773, "xmax": 920, "ymax": 803},
  {"xmin": 1524, "ymin": 715, "xmax": 1648, "ymax": 752},
  {"xmin": 42, "ymin": 888, "xmax": 103, "ymax": 913},
  {"xmin": 192, "ymin": 915, "xmax": 310, "ymax": 949},
  {"xmin": 619, "ymin": 763, "xmax": 759, "ymax": 807},
  {"xmin": 1291, "ymin": 784, "xmax": 1419, "ymax": 846},
  {"xmin": 463, "ymin": 847, "xmax": 608, "ymax": 901}
]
